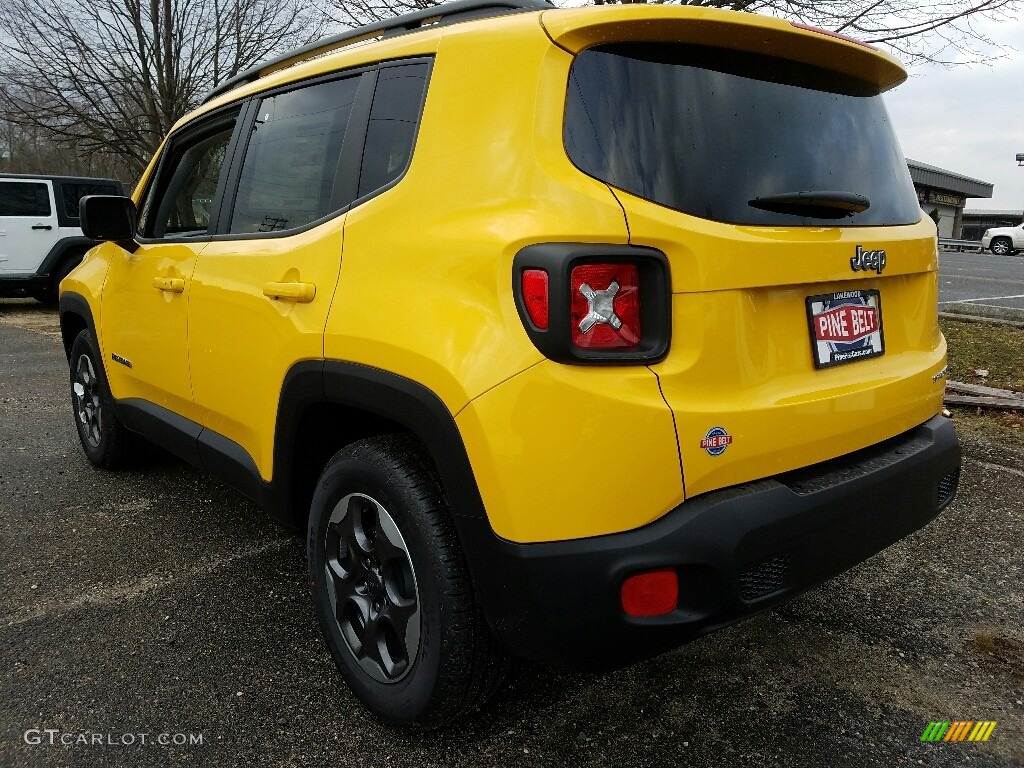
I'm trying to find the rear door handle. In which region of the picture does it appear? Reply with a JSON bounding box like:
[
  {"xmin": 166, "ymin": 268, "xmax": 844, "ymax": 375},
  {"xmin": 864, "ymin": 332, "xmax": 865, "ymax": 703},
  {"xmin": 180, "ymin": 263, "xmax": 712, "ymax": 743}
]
[
  {"xmin": 263, "ymin": 281, "xmax": 316, "ymax": 303},
  {"xmin": 153, "ymin": 277, "xmax": 185, "ymax": 293},
  {"xmin": 32, "ymin": 224, "xmax": 52, "ymax": 231}
]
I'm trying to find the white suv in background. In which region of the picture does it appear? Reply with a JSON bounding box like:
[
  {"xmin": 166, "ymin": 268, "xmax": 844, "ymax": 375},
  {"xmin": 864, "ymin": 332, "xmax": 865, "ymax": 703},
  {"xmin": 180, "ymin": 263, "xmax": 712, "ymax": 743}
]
[
  {"xmin": 0, "ymin": 173, "xmax": 125, "ymax": 303},
  {"xmin": 981, "ymin": 222, "xmax": 1024, "ymax": 256}
]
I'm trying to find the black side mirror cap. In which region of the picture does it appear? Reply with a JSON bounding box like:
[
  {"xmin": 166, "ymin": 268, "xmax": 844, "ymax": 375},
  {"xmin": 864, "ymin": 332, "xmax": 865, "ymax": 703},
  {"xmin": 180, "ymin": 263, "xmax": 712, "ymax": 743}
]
[{"xmin": 80, "ymin": 195, "xmax": 139, "ymax": 253}]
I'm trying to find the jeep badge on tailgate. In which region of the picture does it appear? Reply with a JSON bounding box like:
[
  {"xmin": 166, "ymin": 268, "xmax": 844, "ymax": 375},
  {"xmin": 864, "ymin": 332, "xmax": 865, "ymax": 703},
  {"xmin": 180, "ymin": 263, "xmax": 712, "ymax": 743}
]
[{"xmin": 851, "ymin": 245, "xmax": 887, "ymax": 274}]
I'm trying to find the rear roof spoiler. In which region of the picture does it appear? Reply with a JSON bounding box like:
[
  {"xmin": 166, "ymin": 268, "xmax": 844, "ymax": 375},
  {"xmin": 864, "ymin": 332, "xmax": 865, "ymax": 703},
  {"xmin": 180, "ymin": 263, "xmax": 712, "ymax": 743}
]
[{"xmin": 540, "ymin": 5, "xmax": 907, "ymax": 93}]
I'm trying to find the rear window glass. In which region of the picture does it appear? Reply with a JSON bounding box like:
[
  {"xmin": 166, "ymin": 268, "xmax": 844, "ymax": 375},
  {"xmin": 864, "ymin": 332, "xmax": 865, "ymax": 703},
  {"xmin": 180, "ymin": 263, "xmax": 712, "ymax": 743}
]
[
  {"xmin": 564, "ymin": 44, "xmax": 922, "ymax": 227},
  {"xmin": 0, "ymin": 182, "xmax": 51, "ymax": 217},
  {"xmin": 61, "ymin": 183, "xmax": 119, "ymax": 219}
]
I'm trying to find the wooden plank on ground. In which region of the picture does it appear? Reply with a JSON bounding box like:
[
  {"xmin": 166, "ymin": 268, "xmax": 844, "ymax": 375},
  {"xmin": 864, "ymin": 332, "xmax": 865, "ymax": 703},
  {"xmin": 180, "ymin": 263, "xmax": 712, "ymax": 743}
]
[
  {"xmin": 946, "ymin": 380, "xmax": 1023, "ymax": 398},
  {"xmin": 944, "ymin": 394, "xmax": 1024, "ymax": 411}
]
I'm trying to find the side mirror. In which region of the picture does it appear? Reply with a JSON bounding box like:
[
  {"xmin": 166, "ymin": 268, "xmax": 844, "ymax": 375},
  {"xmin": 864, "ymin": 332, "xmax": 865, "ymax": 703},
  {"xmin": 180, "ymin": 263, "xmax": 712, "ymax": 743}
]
[{"xmin": 80, "ymin": 195, "xmax": 139, "ymax": 253}]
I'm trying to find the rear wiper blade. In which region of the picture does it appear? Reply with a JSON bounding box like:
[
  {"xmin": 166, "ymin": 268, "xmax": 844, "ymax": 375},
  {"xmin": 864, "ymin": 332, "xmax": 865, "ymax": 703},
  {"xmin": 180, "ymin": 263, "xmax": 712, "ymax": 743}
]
[{"xmin": 748, "ymin": 191, "xmax": 870, "ymax": 219}]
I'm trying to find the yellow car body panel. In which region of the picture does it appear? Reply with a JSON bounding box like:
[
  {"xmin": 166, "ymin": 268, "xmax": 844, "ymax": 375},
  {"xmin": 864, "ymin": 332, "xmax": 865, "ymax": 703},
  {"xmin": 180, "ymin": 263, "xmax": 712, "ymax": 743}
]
[
  {"xmin": 618, "ymin": 192, "xmax": 947, "ymax": 499},
  {"xmin": 99, "ymin": 240, "xmax": 205, "ymax": 422},
  {"xmin": 188, "ymin": 221, "xmax": 346, "ymax": 480},
  {"xmin": 323, "ymin": 21, "xmax": 626, "ymax": 414},
  {"xmin": 456, "ymin": 363, "xmax": 683, "ymax": 542}
]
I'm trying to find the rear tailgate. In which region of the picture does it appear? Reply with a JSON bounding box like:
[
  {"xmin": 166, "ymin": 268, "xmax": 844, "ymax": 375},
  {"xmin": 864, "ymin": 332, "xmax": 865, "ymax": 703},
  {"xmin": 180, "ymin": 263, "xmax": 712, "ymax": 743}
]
[
  {"xmin": 549, "ymin": 6, "xmax": 948, "ymax": 499},
  {"xmin": 630, "ymin": 204, "xmax": 945, "ymax": 498}
]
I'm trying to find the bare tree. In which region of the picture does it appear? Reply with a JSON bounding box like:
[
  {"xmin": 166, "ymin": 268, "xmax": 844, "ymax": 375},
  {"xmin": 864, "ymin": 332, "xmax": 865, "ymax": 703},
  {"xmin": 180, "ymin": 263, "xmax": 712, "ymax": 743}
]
[
  {"xmin": 0, "ymin": 0, "xmax": 324, "ymax": 180},
  {"xmin": 660, "ymin": 0, "xmax": 1022, "ymax": 66},
  {"xmin": 324, "ymin": 0, "xmax": 442, "ymax": 27},
  {"xmin": 325, "ymin": 0, "xmax": 1020, "ymax": 67}
]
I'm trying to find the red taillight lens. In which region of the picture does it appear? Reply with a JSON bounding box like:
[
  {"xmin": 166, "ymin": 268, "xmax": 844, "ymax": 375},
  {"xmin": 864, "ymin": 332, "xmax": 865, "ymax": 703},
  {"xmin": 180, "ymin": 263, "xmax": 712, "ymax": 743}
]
[
  {"xmin": 621, "ymin": 569, "xmax": 678, "ymax": 618},
  {"xmin": 521, "ymin": 269, "xmax": 549, "ymax": 330},
  {"xmin": 570, "ymin": 263, "xmax": 640, "ymax": 349}
]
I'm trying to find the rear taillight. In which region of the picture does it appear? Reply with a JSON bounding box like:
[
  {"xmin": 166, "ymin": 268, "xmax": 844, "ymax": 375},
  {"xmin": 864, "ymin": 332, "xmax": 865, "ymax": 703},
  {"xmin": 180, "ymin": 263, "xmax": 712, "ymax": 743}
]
[
  {"xmin": 512, "ymin": 243, "xmax": 670, "ymax": 364},
  {"xmin": 570, "ymin": 263, "xmax": 640, "ymax": 349}
]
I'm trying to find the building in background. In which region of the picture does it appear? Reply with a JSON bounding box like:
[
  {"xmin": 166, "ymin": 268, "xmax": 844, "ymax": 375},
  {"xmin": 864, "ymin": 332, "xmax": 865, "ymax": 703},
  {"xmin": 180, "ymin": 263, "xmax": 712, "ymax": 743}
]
[{"xmin": 907, "ymin": 159, "xmax": 993, "ymax": 239}]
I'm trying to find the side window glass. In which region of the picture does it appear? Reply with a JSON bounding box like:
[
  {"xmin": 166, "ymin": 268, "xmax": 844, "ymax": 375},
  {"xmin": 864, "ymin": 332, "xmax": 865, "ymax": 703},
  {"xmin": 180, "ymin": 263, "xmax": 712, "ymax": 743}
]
[
  {"xmin": 159, "ymin": 129, "xmax": 233, "ymax": 237},
  {"xmin": 140, "ymin": 117, "xmax": 236, "ymax": 240},
  {"xmin": 357, "ymin": 63, "xmax": 429, "ymax": 199},
  {"xmin": 137, "ymin": 172, "xmax": 159, "ymax": 232},
  {"xmin": 0, "ymin": 182, "xmax": 51, "ymax": 216},
  {"xmin": 61, "ymin": 183, "xmax": 118, "ymax": 220},
  {"xmin": 229, "ymin": 76, "xmax": 359, "ymax": 234}
]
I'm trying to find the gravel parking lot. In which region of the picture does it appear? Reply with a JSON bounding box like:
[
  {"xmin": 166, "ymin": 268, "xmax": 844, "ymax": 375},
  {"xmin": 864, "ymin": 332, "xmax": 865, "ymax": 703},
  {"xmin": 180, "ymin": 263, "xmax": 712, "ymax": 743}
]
[{"xmin": 1, "ymin": 300, "xmax": 1022, "ymax": 768}]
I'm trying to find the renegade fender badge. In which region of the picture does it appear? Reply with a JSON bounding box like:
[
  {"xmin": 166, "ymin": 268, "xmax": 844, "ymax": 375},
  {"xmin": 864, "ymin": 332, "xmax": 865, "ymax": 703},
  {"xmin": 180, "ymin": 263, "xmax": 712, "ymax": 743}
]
[
  {"xmin": 111, "ymin": 353, "xmax": 132, "ymax": 369},
  {"xmin": 701, "ymin": 427, "xmax": 732, "ymax": 456},
  {"xmin": 850, "ymin": 245, "xmax": 886, "ymax": 274}
]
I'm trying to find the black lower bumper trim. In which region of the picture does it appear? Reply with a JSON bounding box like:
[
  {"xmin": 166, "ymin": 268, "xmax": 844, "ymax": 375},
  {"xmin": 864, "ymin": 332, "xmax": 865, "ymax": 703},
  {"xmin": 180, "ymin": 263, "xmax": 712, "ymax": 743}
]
[
  {"xmin": 456, "ymin": 415, "xmax": 961, "ymax": 670},
  {"xmin": 0, "ymin": 275, "xmax": 46, "ymax": 296}
]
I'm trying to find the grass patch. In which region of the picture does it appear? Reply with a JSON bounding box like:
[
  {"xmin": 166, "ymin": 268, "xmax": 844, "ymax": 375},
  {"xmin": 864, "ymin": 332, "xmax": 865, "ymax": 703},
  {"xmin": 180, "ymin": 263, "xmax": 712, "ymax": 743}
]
[
  {"xmin": 940, "ymin": 317, "xmax": 1024, "ymax": 451},
  {"xmin": 940, "ymin": 318, "xmax": 1024, "ymax": 393},
  {"xmin": 949, "ymin": 408, "xmax": 1024, "ymax": 450}
]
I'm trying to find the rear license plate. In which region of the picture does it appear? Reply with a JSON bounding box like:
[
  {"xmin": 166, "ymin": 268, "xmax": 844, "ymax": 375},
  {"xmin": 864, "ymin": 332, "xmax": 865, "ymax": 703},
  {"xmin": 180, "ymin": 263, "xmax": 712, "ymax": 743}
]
[{"xmin": 806, "ymin": 289, "xmax": 885, "ymax": 369}]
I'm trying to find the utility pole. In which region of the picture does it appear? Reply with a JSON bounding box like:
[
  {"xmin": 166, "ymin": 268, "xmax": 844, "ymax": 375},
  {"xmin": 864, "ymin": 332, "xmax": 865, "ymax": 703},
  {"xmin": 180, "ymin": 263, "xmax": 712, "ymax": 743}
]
[{"xmin": 1018, "ymin": 154, "xmax": 1024, "ymax": 222}]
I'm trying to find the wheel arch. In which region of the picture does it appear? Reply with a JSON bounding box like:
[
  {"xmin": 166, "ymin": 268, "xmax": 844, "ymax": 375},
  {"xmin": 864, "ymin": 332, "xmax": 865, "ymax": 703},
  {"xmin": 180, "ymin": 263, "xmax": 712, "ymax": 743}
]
[
  {"xmin": 271, "ymin": 361, "xmax": 490, "ymax": 531},
  {"xmin": 271, "ymin": 360, "xmax": 514, "ymax": 647},
  {"xmin": 38, "ymin": 237, "xmax": 93, "ymax": 279},
  {"xmin": 58, "ymin": 291, "xmax": 99, "ymax": 361}
]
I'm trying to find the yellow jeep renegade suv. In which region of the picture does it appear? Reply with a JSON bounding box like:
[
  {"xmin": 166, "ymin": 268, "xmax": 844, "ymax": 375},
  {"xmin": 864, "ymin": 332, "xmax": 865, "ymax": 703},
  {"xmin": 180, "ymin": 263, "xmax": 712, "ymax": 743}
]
[{"xmin": 60, "ymin": 0, "xmax": 961, "ymax": 726}]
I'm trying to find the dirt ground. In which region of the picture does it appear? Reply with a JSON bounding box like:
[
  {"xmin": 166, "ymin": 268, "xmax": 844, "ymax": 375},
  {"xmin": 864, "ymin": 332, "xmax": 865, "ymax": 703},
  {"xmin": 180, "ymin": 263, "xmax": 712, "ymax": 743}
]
[{"xmin": 1, "ymin": 302, "xmax": 1022, "ymax": 768}]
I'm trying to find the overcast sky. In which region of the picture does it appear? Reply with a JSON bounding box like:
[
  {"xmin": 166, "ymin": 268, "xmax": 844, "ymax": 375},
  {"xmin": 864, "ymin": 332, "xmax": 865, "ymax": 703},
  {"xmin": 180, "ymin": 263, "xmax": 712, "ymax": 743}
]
[{"xmin": 883, "ymin": 16, "xmax": 1024, "ymax": 213}]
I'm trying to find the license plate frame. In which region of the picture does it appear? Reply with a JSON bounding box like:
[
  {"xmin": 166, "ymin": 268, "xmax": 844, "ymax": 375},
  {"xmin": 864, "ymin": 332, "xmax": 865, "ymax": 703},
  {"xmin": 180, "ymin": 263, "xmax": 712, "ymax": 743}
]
[{"xmin": 806, "ymin": 289, "xmax": 885, "ymax": 369}]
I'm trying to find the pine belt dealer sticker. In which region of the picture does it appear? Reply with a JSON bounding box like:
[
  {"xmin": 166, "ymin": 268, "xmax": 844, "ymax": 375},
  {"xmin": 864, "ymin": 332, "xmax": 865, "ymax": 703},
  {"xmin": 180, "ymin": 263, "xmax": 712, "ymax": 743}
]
[
  {"xmin": 701, "ymin": 427, "xmax": 732, "ymax": 456},
  {"xmin": 806, "ymin": 289, "xmax": 885, "ymax": 369}
]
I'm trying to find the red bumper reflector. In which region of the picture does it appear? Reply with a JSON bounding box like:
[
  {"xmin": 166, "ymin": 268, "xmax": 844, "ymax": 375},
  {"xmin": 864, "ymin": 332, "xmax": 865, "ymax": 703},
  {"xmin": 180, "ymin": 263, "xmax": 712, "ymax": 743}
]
[
  {"xmin": 621, "ymin": 569, "xmax": 678, "ymax": 617},
  {"xmin": 521, "ymin": 269, "xmax": 549, "ymax": 330}
]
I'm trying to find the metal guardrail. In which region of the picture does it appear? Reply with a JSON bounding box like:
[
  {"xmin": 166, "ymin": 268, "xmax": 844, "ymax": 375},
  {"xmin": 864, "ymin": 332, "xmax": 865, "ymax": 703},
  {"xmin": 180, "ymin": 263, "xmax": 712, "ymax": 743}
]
[{"xmin": 938, "ymin": 238, "xmax": 983, "ymax": 252}]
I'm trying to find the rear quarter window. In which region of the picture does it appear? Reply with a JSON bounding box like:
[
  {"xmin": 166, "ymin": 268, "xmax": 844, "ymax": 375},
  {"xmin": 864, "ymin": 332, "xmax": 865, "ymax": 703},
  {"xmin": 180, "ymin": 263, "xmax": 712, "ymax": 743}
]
[
  {"xmin": 60, "ymin": 183, "xmax": 120, "ymax": 220},
  {"xmin": 564, "ymin": 44, "xmax": 922, "ymax": 227},
  {"xmin": 357, "ymin": 62, "xmax": 430, "ymax": 199}
]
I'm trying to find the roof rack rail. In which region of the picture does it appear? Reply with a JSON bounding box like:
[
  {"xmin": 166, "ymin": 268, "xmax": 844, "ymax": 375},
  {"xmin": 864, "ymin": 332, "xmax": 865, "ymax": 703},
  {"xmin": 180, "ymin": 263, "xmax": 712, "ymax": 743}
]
[{"xmin": 202, "ymin": 0, "xmax": 554, "ymax": 105}]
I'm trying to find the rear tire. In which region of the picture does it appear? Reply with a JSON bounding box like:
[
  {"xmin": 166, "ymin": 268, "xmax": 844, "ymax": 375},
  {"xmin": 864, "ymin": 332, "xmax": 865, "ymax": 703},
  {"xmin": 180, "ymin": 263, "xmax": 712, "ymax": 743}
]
[
  {"xmin": 307, "ymin": 434, "xmax": 508, "ymax": 727},
  {"xmin": 69, "ymin": 329, "xmax": 139, "ymax": 469},
  {"xmin": 989, "ymin": 237, "xmax": 1012, "ymax": 256}
]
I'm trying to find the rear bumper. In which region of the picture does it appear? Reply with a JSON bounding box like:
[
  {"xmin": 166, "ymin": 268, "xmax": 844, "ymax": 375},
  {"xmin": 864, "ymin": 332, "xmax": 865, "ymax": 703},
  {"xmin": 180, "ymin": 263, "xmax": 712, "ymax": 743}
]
[{"xmin": 460, "ymin": 415, "xmax": 960, "ymax": 670}]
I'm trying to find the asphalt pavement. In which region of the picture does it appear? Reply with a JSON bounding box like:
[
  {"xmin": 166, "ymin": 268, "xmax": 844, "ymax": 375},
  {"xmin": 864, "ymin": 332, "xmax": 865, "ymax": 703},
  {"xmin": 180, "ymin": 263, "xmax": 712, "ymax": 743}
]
[
  {"xmin": 938, "ymin": 251, "xmax": 1024, "ymax": 312},
  {"xmin": 1, "ymin": 305, "xmax": 1022, "ymax": 768}
]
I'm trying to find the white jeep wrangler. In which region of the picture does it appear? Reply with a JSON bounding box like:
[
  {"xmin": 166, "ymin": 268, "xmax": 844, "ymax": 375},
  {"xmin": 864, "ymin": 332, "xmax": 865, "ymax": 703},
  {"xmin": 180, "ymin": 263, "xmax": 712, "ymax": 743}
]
[{"xmin": 0, "ymin": 173, "xmax": 125, "ymax": 303}]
